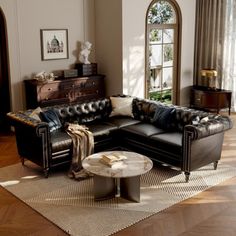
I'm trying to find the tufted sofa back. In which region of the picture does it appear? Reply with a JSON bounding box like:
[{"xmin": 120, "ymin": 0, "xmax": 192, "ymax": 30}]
[
  {"xmin": 174, "ymin": 107, "xmax": 209, "ymax": 131},
  {"xmin": 47, "ymin": 98, "xmax": 112, "ymax": 125},
  {"xmin": 40, "ymin": 97, "xmax": 218, "ymax": 131},
  {"xmin": 132, "ymin": 98, "xmax": 211, "ymax": 131},
  {"xmin": 132, "ymin": 98, "xmax": 158, "ymax": 123}
]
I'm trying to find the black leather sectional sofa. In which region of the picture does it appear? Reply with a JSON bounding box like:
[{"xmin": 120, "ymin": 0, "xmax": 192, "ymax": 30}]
[{"xmin": 7, "ymin": 97, "xmax": 233, "ymax": 182}]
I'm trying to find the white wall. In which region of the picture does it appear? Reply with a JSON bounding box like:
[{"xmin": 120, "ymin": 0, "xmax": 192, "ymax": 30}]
[
  {"xmin": 122, "ymin": 0, "xmax": 196, "ymax": 105},
  {"xmin": 0, "ymin": 0, "xmax": 95, "ymax": 111},
  {"xmin": 94, "ymin": 0, "xmax": 122, "ymax": 96},
  {"xmin": 177, "ymin": 0, "xmax": 196, "ymax": 105},
  {"xmin": 122, "ymin": 0, "xmax": 149, "ymax": 98}
]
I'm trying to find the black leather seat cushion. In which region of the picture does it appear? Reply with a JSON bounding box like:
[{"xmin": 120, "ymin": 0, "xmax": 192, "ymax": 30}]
[
  {"xmin": 120, "ymin": 122, "xmax": 165, "ymax": 137},
  {"xmin": 86, "ymin": 122, "xmax": 117, "ymax": 137},
  {"xmin": 51, "ymin": 122, "xmax": 117, "ymax": 154},
  {"xmin": 150, "ymin": 132, "xmax": 182, "ymax": 155},
  {"xmin": 51, "ymin": 129, "xmax": 72, "ymax": 154},
  {"xmin": 105, "ymin": 116, "xmax": 141, "ymax": 128},
  {"xmin": 85, "ymin": 122, "xmax": 119, "ymax": 150}
]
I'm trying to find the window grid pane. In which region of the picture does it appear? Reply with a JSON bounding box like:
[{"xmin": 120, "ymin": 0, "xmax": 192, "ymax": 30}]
[
  {"xmin": 163, "ymin": 29, "xmax": 174, "ymax": 43},
  {"xmin": 149, "ymin": 29, "xmax": 162, "ymax": 44},
  {"xmin": 150, "ymin": 44, "xmax": 162, "ymax": 68},
  {"xmin": 163, "ymin": 44, "xmax": 174, "ymax": 67}
]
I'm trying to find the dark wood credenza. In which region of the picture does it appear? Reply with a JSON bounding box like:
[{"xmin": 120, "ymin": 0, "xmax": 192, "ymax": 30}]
[
  {"xmin": 24, "ymin": 75, "xmax": 105, "ymax": 109},
  {"xmin": 190, "ymin": 86, "xmax": 232, "ymax": 115}
]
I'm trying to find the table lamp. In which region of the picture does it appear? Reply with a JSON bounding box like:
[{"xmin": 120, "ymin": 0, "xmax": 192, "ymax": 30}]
[{"xmin": 200, "ymin": 68, "xmax": 218, "ymax": 89}]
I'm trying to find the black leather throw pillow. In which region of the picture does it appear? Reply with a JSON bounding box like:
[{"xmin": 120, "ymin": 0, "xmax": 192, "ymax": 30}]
[
  {"xmin": 40, "ymin": 109, "xmax": 62, "ymax": 132},
  {"xmin": 152, "ymin": 105, "xmax": 176, "ymax": 130}
]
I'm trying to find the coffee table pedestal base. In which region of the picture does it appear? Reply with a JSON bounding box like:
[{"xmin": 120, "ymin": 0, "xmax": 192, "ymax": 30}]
[
  {"xmin": 94, "ymin": 176, "xmax": 116, "ymax": 201},
  {"xmin": 120, "ymin": 176, "xmax": 140, "ymax": 202},
  {"xmin": 93, "ymin": 175, "xmax": 140, "ymax": 202}
]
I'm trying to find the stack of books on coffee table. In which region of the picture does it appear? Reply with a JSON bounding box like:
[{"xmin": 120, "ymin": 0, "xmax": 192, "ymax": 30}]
[{"xmin": 99, "ymin": 153, "xmax": 127, "ymax": 168}]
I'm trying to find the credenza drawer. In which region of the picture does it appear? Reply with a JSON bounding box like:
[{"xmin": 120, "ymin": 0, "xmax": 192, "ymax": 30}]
[{"xmin": 39, "ymin": 83, "xmax": 59, "ymax": 93}]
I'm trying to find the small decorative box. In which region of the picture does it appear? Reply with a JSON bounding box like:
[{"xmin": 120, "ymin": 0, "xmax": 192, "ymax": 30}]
[{"xmin": 63, "ymin": 69, "xmax": 78, "ymax": 78}]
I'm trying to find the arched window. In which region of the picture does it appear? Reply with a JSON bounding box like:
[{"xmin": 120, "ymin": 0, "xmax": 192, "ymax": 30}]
[{"xmin": 146, "ymin": 0, "xmax": 181, "ymax": 104}]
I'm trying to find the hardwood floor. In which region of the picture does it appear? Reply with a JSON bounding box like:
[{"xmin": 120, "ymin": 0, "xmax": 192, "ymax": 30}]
[
  {"xmin": 0, "ymin": 114, "xmax": 236, "ymax": 236},
  {"xmin": 0, "ymin": 133, "xmax": 68, "ymax": 236}
]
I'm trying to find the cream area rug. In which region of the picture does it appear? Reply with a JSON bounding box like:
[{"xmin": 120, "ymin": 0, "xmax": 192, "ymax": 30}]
[{"xmin": 1, "ymin": 161, "xmax": 236, "ymax": 236}]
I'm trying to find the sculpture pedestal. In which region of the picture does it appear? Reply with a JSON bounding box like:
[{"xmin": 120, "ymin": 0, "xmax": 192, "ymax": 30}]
[{"xmin": 75, "ymin": 63, "xmax": 97, "ymax": 76}]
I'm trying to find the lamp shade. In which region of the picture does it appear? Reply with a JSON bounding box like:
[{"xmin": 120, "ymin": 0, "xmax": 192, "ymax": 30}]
[{"xmin": 200, "ymin": 69, "xmax": 217, "ymax": 78}]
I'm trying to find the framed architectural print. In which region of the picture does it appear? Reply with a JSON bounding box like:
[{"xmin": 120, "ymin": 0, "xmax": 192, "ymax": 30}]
[{"xmin": 40, "ymin": 29, "xmax": 69, "ymax": 60}]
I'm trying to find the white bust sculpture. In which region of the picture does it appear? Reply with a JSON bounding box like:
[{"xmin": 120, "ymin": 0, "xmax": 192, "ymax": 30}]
[{"xmin": 79, "ymin": 41, "xmax": 92, "ymax": 64}]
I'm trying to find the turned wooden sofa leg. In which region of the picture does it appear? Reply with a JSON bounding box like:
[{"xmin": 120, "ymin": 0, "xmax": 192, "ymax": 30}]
[
  {"xmin": 44, "ymin": 168, "xmax": 49, "ymax": 178},
  {"xmin": 20, "ymin": 157, "xmax": 25, "ymax": 166},
  {"xmin": 184, "ymin": 172, "xmax": 190, "ymax": 183},
  {"xmin": 214, "ymin": 161, "xmax": 219, "ymax": 170}
]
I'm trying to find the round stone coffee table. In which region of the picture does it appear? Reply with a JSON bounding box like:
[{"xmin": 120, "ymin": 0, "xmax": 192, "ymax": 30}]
[{"xmin": 82, "ymin": 151, "xmax": 153, "ymax": 202}]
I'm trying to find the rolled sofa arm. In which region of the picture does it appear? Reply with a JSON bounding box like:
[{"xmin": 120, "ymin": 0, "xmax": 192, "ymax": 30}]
[
  {"xmin": 184, "ymin": 115, "xmax": 233, "ymax": 140},
  {"xmin": 7, "ymin": 111, "xmax": 50, "ymax": 137},
  {"xmin": 7, "ymin": 111, "xmax": 45, "ymax": 128},
  {"xmin": 7, "ymin": 112, "xmax": 51, "ymax": 176}
]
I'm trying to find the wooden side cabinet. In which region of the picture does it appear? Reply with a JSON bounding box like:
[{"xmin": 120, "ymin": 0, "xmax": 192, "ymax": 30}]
[
  {"xmin": 190, "ymin": 86, "xmax": 232, "ymax": 115},
  {"xmin": 24, "ymin": 75, "xmax": 105, "ymax": 109}
]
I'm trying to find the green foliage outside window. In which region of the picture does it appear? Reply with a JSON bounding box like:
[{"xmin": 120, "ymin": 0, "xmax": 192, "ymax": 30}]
[
  {"xmin": 150, "ymin": 29, "xmax": 161, "ymax": 42},
  {"xmin": 149, "ymin": 89, "xmax": 172, "ymax": 103},
  {"xmin": 148, "ymin": 1, "xmax": 174, "ymax": 24}
]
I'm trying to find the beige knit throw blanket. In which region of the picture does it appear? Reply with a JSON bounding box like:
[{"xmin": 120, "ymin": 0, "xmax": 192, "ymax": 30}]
[{"xmin": 66, "ymin": 123, "xmax": 94, "ymax": 180}]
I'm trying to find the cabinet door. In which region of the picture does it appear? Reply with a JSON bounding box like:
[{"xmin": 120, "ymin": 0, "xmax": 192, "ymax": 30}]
[
  {"xmin": 218, "ymin": 93, "xmax": 230, "ymax": 108},
  {"xmin": 191, "ymin": 90, "xmax": 202, "ymax": 106},
  {"xmin": 200, "ymin": 93, "xmax": 218, "ymax": 109}
]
